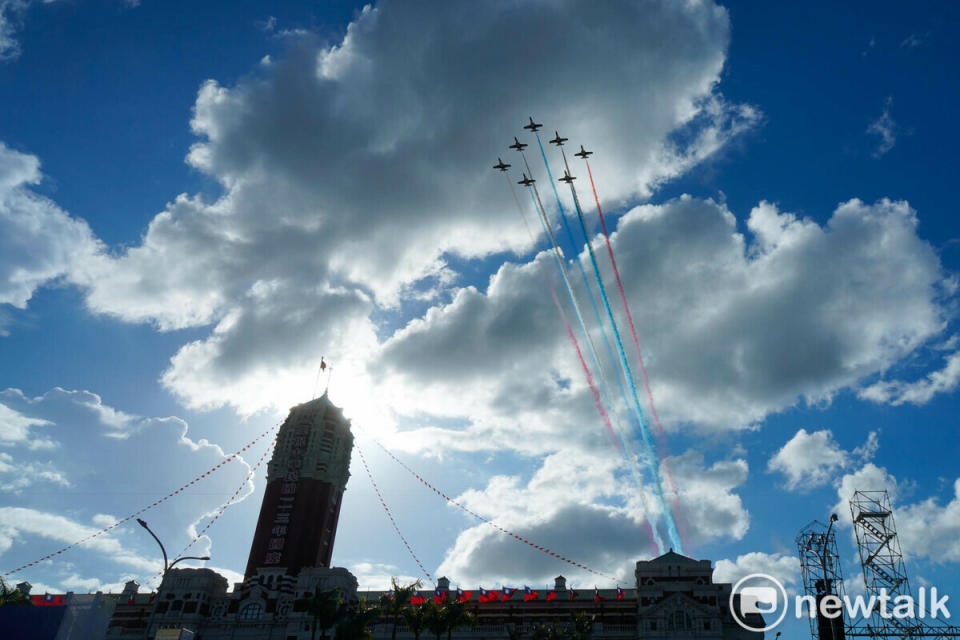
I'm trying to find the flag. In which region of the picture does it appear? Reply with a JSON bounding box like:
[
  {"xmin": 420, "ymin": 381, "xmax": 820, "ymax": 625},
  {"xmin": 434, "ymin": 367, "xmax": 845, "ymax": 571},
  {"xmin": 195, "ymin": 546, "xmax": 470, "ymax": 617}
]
[
  {"xmin": 479, "ymin": 588, "xmax": 499, "ymax": 603},
  {"xmin": 320, "ymin": 357, "xmax": 327, "ymax": 371},
  {"xmin": 523, "ymin": 586, "xmax": 539, "ymax": 602},
  {"xmin": 569, "ymin": 589, "xmax": 579, "ymax": 600},
  {"xmin": 410, "ymin": 592, "xmax": 426, "ymax": 605},
  {"xmin": 456, "ymin": 588, "xmax": 472, "ymax": 603},
  {"xmin": 616, "ymin": 587, "xmax": 624, "ymax": 601},
  {"xmin": 32, "ymin": 594, "xmax": 65, "ymax": 606},
  {"xmin": 594, "ymin": 588, "xmax": 606, "ymax": 602},
  {"xmin": 434, "ymin": 588, "xmax": 447, "ymax": 604},
  {"xmin": 501, "ymin": 587, "xmax": 516, "ymax": 601},
  {"xmin": 546, "ymin": 591, "xmax": 557, "ymax": 601}
]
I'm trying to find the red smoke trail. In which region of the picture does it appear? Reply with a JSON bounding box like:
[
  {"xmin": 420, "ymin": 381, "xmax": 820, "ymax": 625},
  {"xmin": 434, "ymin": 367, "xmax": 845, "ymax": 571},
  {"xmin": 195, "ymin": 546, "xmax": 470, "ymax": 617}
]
[
  {"xmin": 583, "ymin": 159, "xmax": 690, "ymax": 550},
  {"xmin": 506, "ymin": 176, "xmax": 621, "ymax": 454}
]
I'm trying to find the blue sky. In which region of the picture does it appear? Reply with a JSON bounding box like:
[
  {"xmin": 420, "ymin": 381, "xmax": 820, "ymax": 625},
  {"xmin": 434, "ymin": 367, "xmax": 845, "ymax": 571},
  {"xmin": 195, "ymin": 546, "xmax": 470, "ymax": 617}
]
[{"xmin": 2, "ymin": 1, "xmax": 959, "ymax": 635}]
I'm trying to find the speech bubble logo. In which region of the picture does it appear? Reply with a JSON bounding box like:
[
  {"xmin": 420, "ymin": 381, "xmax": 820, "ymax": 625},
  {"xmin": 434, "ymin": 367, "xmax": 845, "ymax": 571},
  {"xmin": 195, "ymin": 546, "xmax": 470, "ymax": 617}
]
[{"xmin": 729, "ymin": 573, "xmax": 788, "ymax": 632}]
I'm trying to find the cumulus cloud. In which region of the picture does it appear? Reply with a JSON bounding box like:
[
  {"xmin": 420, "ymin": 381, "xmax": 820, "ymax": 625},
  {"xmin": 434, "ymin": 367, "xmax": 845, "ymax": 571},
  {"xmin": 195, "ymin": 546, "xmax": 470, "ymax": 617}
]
[
  {"xmin": 59, "ymin": 0, "xmax": 758, "ymax": 416},
  {"xmin": 0, "ymin": 387, "xmax": 256, "ymax": 590},
  {"xmin": 713, "ymin": 551, "xmax": 799, "ymax": 589},
  {"xmin": 859, "ymin": 349, "xmax": 960, "ymax": 406},
  {"xmin": 768, "ymin": 429, "xmax": 849, "ymax": 490},
  {"xmin": 381, "ymin": 197, "xmax": 947, "ymax": 433},
  {"xmin": 0, "ymin": 143, "xmax": 100, "ymax": 311},
  {"xmin": 433, "ymin": 447, "xmax": 748, "ymax": 586}
]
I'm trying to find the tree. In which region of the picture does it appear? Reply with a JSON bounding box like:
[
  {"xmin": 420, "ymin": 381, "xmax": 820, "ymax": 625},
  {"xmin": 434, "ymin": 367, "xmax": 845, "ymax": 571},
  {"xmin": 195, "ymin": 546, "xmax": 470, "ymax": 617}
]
[
  {"xmin": 569, "ymin": 611, "xmax": 595, "ymax": 640},
  {"xmin": 424, "ymin": 601, "xmax": 448, "ymax": 640},
  {"xmin": 306, "ymin": 585, "xmax": 346, "ymax": 640},
  {"xmin": 0, "ymin": 578, "xmax": 30, "ymax": 607},
  {"xmin": 441, "ymin": 600, "xmax": 477, "ymax": 640},
  {"xmin": 401, "ymin": 601, "xmax": 428, "ymax": 640},
  {"xmin": 380, "ymin": 577, "xmax": 422, "ymax": 640},
  {"xmin": 336, "ymin": 597, "xmax": 381, "ymax": 640}
]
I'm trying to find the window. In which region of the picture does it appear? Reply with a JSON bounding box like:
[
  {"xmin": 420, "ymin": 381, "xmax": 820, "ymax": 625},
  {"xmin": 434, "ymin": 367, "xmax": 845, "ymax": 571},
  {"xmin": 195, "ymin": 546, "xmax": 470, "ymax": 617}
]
[
  {"xmin": 240, "ymin": 602, "xmax": 264, "ymax": 620},
  {"xmin": 670, "ymin": 611, "xmax": 690, "ymax": 631}
]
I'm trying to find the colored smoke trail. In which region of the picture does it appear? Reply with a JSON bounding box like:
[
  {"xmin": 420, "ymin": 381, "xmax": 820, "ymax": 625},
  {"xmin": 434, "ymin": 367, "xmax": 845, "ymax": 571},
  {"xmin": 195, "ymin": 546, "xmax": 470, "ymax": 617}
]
[
  {"xmin": 516, "ymin": 145, "xmax": 664, "ymax": 552},
  {"xmin": 583, "ymin": 158, "xmax": 690, "ymax": 550},
  {"xmin": 538, "ymin": 134, "xmax": 682, "ymax": 552},
  {"xmin": 504, "ymin": 174, "xmax": 621, "ymax": 454},
  {"xmin": 523, "ymin": 184, "xmax": 663, "ymax": 552}
]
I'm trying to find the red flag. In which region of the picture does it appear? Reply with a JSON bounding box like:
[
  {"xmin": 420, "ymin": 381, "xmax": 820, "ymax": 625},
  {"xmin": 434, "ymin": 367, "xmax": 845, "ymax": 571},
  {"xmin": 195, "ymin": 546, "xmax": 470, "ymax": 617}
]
[
  {"xmin": 616, "ymin": 587, "xmax": 624, "ymax": 601},
  {"xmin": 501, "ymin": 587, "xmax": 516, "ymax": 601},
  {"xmin": 32, "ymin": 594, "xmax": 65, "ymax": 606},
  {"xmin": 410, "ymin": 593, "xmax": 426, "ymax": 605},
  {"xmin": 434, "ymin": 588, "xmax": 447, "ymax": 604},
  {"xmin": 523, "ymin": 587, "xmax": 539, "ymax": 602},
  {"xmin": 457, "ymin": 588, "xmax": 472, "ymax": 603},
  {"xmin": 478, "ymin": 588, "xmax": 499, "ymax": 603},
  {"xmin": 569, "ymin": 589, "xmax": 579, "ymax": 600},
  {"xmin": 546, "ymin": 591, "xmax": 556, "ymax": 601},
  {"xmin": 594, "ymin": 588, "xmax": 606, "ymax": 602}
]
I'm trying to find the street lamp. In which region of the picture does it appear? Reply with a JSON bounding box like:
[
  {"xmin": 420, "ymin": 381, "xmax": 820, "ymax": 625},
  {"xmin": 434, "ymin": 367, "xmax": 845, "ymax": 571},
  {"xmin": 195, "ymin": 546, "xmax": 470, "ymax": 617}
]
[{"xmin": 136, "ymin": 518, "xmax": 210, "ymax": 574}]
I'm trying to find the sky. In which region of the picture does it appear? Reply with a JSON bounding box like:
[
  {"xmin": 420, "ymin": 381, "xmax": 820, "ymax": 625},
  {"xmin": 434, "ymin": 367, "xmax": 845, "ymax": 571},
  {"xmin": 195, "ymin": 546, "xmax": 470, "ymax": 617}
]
[{"xmin": 1, "ymin": 0, "xmax": 960, "ymax": 635}]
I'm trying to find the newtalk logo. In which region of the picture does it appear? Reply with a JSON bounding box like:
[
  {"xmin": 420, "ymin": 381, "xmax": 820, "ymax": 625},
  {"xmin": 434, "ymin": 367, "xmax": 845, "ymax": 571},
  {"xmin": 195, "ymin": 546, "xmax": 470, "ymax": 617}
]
[{"xmin": 729, "ymin": 573, "xmax": 952, "ymax": 633}]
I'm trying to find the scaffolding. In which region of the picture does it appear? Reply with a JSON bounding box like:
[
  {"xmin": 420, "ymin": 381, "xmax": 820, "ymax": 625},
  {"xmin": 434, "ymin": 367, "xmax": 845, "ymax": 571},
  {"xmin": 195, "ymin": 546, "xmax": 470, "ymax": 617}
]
[{"xmin": 797, "ymin": 516, "xmax": 847, "ymax": 640}]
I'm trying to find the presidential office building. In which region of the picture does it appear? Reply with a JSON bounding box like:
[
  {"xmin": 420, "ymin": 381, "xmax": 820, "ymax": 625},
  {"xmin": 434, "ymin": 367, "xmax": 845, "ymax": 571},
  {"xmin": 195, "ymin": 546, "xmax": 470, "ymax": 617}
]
[{"xmin": 100, "ymin": 395, "xmax": 763, "ymax": 639}]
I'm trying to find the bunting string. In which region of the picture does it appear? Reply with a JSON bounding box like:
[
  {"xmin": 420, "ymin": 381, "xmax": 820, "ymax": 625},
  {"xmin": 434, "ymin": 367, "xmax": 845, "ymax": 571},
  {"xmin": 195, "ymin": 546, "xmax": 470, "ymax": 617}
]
[
  {"xmin": 147, "ymin": 433, "xmax": 280, "ymax": 587},
  {"xmin": 356, "ymin": 443, "xmax": 435, "ymax": 586},
  {"xmin": 2, "ymin": 421, "xmax": 283, "ymax": 578},
  {"xmin": 371, "ymin": 439, "xmax": 617, "ymax": 581}
]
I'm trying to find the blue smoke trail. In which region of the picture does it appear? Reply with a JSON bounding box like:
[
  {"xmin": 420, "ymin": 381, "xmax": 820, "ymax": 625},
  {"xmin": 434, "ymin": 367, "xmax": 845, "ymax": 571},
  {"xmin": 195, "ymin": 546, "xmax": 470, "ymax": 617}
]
[
  {"xmin": 536, "ymin": 134, "xmax": 682, "ymax": 552},
  {"xmin": 523, "ymin": 183, "xmax": 666, "ymax": 553}
]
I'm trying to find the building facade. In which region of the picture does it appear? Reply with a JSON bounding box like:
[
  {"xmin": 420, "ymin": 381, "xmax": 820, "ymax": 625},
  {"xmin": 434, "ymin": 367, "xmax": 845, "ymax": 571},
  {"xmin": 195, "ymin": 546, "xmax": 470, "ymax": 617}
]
[
  {"xmin": 94, "ymin": 395, "xmax": 765, "ymax": 638},
  {"xmin": 244, "ymin": 394, "xmax": 354, "ymax": 578}
]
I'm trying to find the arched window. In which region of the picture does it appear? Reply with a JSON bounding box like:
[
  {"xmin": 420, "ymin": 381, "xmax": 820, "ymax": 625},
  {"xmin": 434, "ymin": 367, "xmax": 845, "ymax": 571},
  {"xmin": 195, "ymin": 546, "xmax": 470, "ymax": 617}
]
[{"xmin": 239, "ymin": 602, "xmax": 264, "ymax": 620}]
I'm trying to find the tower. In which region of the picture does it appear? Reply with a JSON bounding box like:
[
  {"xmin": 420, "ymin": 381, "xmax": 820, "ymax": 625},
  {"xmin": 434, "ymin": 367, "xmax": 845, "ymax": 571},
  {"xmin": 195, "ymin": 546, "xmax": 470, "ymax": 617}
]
[{"xmin": 244, "ymin": 394, "xmax": 353, "ymax": 578}]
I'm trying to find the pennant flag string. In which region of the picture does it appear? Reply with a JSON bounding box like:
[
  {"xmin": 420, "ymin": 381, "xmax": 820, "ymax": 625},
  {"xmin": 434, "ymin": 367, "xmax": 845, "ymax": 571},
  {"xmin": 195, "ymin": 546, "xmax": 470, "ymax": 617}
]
[
  {"xmin": 2, "ymin": 421, "xmax": 283, "ymax": 578},
  {"xmin": 371, "ymin": 439, "xmax": 617, "ymax": 581},
  {"xmin": 148, "ymin": 433, "xmax": 280, "ymax": 587},
  {"xmin": 356, "ymin": 443, "xmax": 435, "ymax": 586}
]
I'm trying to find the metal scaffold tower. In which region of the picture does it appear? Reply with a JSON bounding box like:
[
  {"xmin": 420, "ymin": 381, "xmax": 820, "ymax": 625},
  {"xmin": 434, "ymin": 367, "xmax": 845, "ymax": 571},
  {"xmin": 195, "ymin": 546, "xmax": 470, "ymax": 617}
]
[
  {"xmin": 797, "ymin": 489, "xmax": 959, "ymax": 639},
  {"xmin": 797, "ymin": 515, "xmax": 847, "ymax": 640}
]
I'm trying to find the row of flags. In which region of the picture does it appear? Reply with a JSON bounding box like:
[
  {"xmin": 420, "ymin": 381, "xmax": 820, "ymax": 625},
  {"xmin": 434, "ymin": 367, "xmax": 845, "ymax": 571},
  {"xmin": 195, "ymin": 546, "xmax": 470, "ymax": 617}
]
[{"xmin": 409, "ymin": 586, "xmax": 626, "ymax": 605}]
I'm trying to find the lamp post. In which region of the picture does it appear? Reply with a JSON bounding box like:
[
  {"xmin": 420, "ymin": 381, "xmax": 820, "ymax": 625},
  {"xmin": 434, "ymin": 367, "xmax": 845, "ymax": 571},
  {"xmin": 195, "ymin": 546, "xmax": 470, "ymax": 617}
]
[{"xmin": 136, "ymin": 518, "xmax": 210, "ymax": 574}]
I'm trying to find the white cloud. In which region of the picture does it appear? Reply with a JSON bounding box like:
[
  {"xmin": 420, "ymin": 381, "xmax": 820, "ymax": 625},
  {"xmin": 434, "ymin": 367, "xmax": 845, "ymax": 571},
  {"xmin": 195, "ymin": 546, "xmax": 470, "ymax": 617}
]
[
  {"xmin": 59, "ymin": 0, "xmax": 757, "ymax": 419},
  {"xmin": 833, "ymin": 464, "xmax": 960, "ymax": 563},
  {"xmin": 0, "ymin": 400, "xmax": 50, "ymax": 443},
  {"xmin": 379, "ymin": 197, "xmax": 947, "ymax": 433},
  {"xmin": 713, "ymin": 552, "xmax": 799, "ymax": 589},
  {"xmin": 0, "ymin": 387, "xmax": 256, "ymax": 588},
  {"xmin": 0, "ymin": 143, "xmax": 100, "ymax": 310},
  {"xmin": 433, "ymin": 447, "xmax": 748, "ymax": 586},
  {"xmin": 867, "ymin": 97, "xmax": 897, "ymax": 158},
  {"xmin": 768, "ymin": 429, "xmax": 848, "ymax": 490},
  {"xmin": 859, "ymin": 350, "xmax": 960, "ymax": 406}
]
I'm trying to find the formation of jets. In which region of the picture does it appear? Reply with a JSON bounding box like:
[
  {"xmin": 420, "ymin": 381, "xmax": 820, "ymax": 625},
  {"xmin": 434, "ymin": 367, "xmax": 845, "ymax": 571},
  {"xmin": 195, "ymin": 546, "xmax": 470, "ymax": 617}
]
[{"xmin": 497, "ymin": 118, "xmax": 592, "ymax": 190}]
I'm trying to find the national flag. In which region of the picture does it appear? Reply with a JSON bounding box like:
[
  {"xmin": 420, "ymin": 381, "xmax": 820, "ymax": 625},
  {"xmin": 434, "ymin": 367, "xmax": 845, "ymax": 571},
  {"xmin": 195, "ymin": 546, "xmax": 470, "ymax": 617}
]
[
  {"xmin": 456, "ymin": 588, "xmax": 472, "ymax": 603},
  {"xmin": 478, "ymin": 588, "xmax": 499, "ymax": 603},
  {"xmin": 569, "ymin": 589, "xmax": 579, "ymax": 600},
  {"xmin": 32, "ymin": 594, "xmax": 65, "ymax": 606},
  {"xmin": 546, "ymin": 591, "xmax": 556, "ymax": 601},
  {"xmin": 523, "ymin": 586, "xmax": 539, "ymax": 602},
  {"xmin": 594, "ymin": 588, "xmax": 606, "ymax": 602},
  {"xmin": 410, "ymin": 592, "xmax": 427, "ymax": 605},
  {"xmin": 501, "ymin": 587, "xmax": 516, "ymax": 601},
  {"xmin": 434, "ymin": 588, "xmax": 447, "ymax": 604},
  {"xmin": 616, "ymin": 587, "xmax": 624, "ymax": 601}
]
